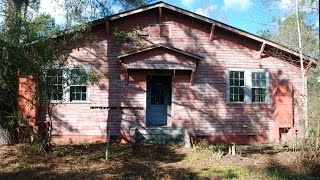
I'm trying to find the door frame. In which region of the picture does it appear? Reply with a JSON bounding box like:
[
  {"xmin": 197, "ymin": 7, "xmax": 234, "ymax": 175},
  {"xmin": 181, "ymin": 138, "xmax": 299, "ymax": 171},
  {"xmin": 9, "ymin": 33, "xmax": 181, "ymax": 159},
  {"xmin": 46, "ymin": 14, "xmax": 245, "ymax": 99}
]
[{"xmin": 145, "ymin": 75, "xmax": 172, "ymax": 127}]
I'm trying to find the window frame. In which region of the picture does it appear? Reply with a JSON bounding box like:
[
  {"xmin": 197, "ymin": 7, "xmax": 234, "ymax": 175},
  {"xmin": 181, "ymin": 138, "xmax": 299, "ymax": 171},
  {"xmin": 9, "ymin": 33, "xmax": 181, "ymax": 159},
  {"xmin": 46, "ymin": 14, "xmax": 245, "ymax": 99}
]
[
  {"xmin": 46, "ymin": 68, "xmax": 64, "ymax": 101},
  {"xmin": 226, "ymin": 68, "xmax": 269, "ymax": 104},
  {"xmin": 46, "ymin": 66, "xmax": 90, "ymax": 104}
]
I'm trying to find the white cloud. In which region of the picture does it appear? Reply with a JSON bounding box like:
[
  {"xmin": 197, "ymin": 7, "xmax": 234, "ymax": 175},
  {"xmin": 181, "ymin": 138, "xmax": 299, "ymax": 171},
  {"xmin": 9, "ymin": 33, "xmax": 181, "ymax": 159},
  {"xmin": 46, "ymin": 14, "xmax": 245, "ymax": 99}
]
[
  {"xmin": 195, "ymin": 4, "xmax": 216, "ymax": 17},
  {"xmin": 39, "ymin": 0, "xmax": 66, "ymax": 25},
  {"xmin": 278, "ymin": 0, "xmax": 295, "ymax": 10},
  {"xmin": 181, "ymin": 0, "xmax": 195, "ymax": 8},
  {"xmin": 111, "ymin": 5, "xmax": 122, "ymax": 13},
  {"xmin": 222, "ymin": 0, "xmax": 252, "ymax": 11}
]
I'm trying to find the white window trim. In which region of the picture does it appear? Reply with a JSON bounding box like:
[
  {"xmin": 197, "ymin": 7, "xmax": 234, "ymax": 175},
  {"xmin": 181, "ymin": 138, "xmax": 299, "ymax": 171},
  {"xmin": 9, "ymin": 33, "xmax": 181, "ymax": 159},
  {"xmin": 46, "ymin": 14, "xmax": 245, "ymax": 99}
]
[
  {"xmin": 226, "ymin": 68, "xmax": 269, "ymax": 104},
  {"xmin": 48, "ymin": 66, "xmax": 91, "ymax": 104}
]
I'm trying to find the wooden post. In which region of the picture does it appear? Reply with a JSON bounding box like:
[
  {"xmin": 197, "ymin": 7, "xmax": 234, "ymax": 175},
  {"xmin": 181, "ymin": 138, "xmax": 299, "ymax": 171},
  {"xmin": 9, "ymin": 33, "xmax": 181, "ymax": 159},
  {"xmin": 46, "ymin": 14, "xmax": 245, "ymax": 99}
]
[
  {"xmin": 231, "ymin": 143, "xmax": 236, "ymax": 156},
  {"xmin": 105, "ymin": 21, "xmax": 110, "ymax": 36},
  {"xmin": 209, "ymin": 23, "xmax": 215, "ymax": 41},
  {"xmin": 216, "ymin": 145, "xmax": 223, "ymax": 159},
  {"xmin": 159, "ymin": 7, "xmax": 162, "ymax": 24},
  {"xmin": 105, "ymin": 131, "xmax": 111, "ymax": 160},
  {"xmin": 190, "ymin": 70, "xmax": 196, "ymax": 86},
  {"xmin": 305, "ymin": 61, "xmax": 312, "ymax": 74},
  {"xmin": 184, "ymin": 129, "xmax": 191, "ymax": 148},
  {"xmin": 258, "ymin": 42, "xmax": 266, "ymax": 59}
]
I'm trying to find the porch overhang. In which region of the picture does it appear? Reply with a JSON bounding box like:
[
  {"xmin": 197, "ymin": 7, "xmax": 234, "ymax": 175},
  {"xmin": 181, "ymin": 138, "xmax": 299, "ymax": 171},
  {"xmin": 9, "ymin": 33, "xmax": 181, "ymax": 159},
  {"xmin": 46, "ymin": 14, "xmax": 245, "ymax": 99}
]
[{"xmin": 118, "ymin": 44, "xmax": 202, "ymax": 85}]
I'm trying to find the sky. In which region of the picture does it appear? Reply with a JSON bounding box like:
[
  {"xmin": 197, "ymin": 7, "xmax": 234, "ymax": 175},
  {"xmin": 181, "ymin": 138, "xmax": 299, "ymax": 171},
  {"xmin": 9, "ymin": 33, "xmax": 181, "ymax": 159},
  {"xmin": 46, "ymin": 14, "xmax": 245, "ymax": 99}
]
[{"xmin": 36, "ymin": 0, "xmax": 319, "ymax": 35}]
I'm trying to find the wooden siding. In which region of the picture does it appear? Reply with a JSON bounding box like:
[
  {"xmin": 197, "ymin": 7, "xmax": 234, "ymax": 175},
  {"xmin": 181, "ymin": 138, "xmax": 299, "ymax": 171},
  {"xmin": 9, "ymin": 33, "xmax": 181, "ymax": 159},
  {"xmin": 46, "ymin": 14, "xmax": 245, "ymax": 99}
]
[
  {"xmin": 122, "ymin": 47, "xmax": 197, "ymax": 70},
  {"xmin": 43, "ymin": 7, "xmax": 304, "ymax": 144}
]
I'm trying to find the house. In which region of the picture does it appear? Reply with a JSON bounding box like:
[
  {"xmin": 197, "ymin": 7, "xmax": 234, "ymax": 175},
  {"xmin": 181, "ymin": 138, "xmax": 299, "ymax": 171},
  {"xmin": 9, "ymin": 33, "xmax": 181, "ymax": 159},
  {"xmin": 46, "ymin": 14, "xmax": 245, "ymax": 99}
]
[{"xmin": 18, "ymin": 1, "xmax": 317, "ymax": 144}]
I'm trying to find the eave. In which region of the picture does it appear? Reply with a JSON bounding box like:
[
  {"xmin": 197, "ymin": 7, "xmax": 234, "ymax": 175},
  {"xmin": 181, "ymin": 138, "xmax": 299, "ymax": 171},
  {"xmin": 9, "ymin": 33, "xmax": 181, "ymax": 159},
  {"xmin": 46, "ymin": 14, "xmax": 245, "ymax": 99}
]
[
  {"xmin": 118, "ymin": 44, "xmax": 203, "ymax": 62},
  {"xmin": 97, "ymin": 1, "xmax": 317, "ymax": 67}
]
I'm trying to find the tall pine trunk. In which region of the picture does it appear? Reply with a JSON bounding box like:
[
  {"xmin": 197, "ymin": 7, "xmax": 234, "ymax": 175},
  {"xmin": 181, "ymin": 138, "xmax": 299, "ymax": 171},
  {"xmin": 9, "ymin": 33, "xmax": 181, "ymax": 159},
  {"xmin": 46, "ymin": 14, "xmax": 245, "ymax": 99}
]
[{"xmin": 296, "ymin": 0, "xmax": 308, "ymax": 137}]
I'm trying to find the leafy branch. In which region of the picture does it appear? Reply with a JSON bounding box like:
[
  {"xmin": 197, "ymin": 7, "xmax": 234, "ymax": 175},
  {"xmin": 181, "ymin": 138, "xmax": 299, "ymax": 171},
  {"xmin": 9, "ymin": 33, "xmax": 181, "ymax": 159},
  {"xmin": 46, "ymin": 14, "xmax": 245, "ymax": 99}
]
[{"xmin": 113, "ymin": 26, "xmax": 147, "ymax": 51}]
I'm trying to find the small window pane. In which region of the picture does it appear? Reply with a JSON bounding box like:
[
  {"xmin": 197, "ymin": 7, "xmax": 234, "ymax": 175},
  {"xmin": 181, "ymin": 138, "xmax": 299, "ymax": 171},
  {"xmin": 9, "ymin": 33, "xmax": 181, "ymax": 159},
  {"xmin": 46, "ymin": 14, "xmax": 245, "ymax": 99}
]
[
  {"xmin": 234, "ymin": 87, "xmax": 238, "ymax": 94},
  {"xmin": 234, "ymin": 95, "xmax": 238, "ymax": 101},
  {"xmin": 235, "ymin": 79, "xmax": 239, "ymax": 86},
  {"xmin": 76, "ymin": 92, "xmax": 81, "ymax": 100},
  {"xmin": 230, "ymin": 88, "xmax": 234, "ymax": 94},
  {"xmin": 239, "ymin": 88, "xmax": 244, "ymax": 95},
  {"xmin": 240, "ymin": 80, "xmax": 244, "ymax": 86},
  {"xmin": 239, "ymin": 95, "xmax": 244, "ymax": 102},
  {"xmin": 230, "ymin": 95, "xmax": 234, "ymax": 102},
  {"xmin": 239, "ymin": 72, "xmax": 244, "ymax": 78},
  {"xmin": 230, "ymin": 72, "xmax": 234, "ymax": 78}
]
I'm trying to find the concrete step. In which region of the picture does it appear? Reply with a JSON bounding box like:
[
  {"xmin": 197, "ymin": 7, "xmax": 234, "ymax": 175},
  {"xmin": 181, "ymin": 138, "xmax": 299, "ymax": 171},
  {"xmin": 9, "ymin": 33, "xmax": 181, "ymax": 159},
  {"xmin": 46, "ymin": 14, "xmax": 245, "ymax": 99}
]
[{"xmin": 130, "ymin": 127, "xmax": 186, "ymax": 145}]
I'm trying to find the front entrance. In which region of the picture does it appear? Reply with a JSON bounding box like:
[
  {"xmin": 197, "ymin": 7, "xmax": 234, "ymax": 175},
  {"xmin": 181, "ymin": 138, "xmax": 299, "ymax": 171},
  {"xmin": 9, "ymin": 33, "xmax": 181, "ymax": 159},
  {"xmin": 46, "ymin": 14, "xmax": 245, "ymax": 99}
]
[{"xmin": 146, "ymin": 76, "xmax": 172, "ymax": 126}]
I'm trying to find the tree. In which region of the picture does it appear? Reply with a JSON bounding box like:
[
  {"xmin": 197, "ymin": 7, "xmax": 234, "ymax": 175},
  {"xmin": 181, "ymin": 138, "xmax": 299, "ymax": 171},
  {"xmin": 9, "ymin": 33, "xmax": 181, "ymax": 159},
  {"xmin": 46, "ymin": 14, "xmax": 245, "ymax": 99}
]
[
  {"xmin": 0, "ymin": 0, "xmax": 153, "ymax": 146},
  {"xmin": 259, "ymin": 13, "xmax": 319, "ymax": 57},
  {"xmin": 61, "ymin": 0, "xmax": 154, "ymax": 27},
  {"xmin": 0, "ymin": 12, "xmax": 61, "ymax": 146},
  {"xmin": 259, "ymin": 0, "xmax": 319, "ymax": 160}
]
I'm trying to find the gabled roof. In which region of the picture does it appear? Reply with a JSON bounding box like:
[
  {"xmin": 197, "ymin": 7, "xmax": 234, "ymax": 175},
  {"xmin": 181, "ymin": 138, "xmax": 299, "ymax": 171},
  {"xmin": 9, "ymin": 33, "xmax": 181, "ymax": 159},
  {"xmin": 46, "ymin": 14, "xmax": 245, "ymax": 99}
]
[
  {"xmin": 118, "ymin": 44, "xmax": 200, "ymax": 71},
  {"xmin": 92, "ymin": 1, "xmax": 317, "ymax": 66},
  {"xmin": 118, "ymin": 44, "xmax": 203, "ymax": 61}
]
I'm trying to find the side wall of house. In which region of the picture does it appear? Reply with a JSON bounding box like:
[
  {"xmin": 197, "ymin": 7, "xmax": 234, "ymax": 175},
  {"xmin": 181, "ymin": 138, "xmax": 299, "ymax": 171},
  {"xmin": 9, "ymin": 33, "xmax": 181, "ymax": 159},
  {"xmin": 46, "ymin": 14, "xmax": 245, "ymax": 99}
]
[{"xmin": 49, "ymin": 9, "xmax": 303, "ymax": 144}]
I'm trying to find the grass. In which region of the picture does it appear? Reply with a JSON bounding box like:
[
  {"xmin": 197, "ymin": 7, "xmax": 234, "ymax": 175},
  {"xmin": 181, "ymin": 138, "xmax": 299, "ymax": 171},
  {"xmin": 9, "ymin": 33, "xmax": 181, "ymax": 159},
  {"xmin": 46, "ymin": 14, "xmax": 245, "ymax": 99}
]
[{"xmin": 0, "ymin": 143, "xmax": 319, "ymax": 179}]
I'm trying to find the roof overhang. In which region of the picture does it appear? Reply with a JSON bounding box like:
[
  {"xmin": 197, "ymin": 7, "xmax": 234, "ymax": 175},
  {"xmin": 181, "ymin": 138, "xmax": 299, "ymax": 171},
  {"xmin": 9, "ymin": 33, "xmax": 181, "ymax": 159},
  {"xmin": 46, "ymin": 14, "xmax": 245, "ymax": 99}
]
[{"xmin": 92, "ymin": 1, "xmax": 317, "ymax": 67}]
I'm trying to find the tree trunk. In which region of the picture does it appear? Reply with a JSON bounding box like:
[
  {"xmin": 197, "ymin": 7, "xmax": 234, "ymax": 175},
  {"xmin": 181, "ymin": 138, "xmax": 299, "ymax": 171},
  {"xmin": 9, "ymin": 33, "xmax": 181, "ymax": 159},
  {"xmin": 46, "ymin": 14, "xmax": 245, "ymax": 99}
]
[
  {"xmin": 0, "ymin": 126, "xmax": 13, "ymax": 145},
  {"xmin": 296, "ymin": 0, "xmax": 308, "ymax": 137},
  {"xmin": 316, "ymin": 117, "xmax": 320, "ymax": 152}
]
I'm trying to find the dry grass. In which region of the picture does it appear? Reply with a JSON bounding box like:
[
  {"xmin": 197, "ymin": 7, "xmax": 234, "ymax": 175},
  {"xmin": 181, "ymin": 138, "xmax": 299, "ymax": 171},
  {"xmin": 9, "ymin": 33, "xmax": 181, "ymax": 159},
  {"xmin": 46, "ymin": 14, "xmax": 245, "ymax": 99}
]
[{"xmin": 0, "ymin": 143, "xmax": 319, "ymax": 180}]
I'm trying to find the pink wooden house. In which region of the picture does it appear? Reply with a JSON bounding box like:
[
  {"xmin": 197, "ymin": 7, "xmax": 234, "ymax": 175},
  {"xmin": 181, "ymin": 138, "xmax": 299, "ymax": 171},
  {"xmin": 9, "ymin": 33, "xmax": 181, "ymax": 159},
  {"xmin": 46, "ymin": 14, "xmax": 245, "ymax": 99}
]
[{"xmin": 19, "ymin": 2, "xmax": 317, "ymax": 144}]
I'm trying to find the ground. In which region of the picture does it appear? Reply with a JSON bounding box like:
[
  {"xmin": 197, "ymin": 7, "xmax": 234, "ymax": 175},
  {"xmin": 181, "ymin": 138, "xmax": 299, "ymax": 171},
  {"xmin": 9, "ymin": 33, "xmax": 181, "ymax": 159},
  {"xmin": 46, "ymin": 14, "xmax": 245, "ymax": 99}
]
[{"xmin": 0, "ymin": 143, "xmax": 319, "ymax": 179}]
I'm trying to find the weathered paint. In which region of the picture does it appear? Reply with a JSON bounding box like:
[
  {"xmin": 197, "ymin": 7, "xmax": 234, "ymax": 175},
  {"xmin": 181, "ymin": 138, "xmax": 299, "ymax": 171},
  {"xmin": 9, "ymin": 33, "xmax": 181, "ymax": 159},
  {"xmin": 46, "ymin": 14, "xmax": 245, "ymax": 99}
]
[
  {"xmin": 18, "ymin": 75, "xmax": 37, "ymax": 126},
  {"xmin": 19, "ymin": 4, "xmax": 306, "ymax": 144}
]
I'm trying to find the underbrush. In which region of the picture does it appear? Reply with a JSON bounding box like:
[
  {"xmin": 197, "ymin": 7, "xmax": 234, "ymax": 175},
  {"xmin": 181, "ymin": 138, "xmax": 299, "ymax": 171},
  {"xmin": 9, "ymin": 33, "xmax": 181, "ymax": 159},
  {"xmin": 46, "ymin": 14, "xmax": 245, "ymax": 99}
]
[{"xmin": 0, "ymin": 143, "xmax": 319, "ymax": 179}]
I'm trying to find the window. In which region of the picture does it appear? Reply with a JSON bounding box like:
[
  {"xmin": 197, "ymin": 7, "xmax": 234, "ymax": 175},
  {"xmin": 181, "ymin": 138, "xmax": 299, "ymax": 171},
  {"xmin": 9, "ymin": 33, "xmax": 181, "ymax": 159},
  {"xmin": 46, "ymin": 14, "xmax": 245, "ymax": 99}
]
[
  {"xmin": 46, "ymin": 67, "xmax": 89, "ymax": 102},
  {"xmin": 227, "ymin": 69, "xmax": 269, "ymax": 103},
  {"xmin": 151, "ymin": 85, "xmax": 164, "ymax": 105},
  {"xmin": 149, "ymin": 24, "xmax": 170, "ymax": 38}
]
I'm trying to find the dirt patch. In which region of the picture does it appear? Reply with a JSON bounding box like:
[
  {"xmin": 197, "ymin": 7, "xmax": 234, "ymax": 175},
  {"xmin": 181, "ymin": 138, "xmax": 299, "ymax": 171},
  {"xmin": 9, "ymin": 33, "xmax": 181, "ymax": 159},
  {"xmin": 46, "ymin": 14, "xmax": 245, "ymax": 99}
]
[{"xmin": 0, "ymin": 143, "xmax": 319, "ymax": 179}]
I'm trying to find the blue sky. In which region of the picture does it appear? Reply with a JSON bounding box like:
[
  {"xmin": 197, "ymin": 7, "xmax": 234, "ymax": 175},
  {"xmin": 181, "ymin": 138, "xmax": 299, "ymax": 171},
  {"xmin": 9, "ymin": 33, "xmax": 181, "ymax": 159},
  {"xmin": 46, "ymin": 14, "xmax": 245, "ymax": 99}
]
[
  {"xmin": 37, "ymin": 0, "xmax": 319, "ymax": 35},
  {"xmin": 159, "ymin": 0, "xmax": 318, "ymax": 34},
  {"xmin": 161, "ymin": 0, "xmax": 277, "ymax": 34}
]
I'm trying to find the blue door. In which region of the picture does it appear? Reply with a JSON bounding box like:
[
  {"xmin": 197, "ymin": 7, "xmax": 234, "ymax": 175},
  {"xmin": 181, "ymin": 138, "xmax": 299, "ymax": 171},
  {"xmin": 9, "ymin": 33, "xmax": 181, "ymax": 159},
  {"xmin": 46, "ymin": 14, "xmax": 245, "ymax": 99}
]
[{"xmin": 146, "ymin": 76, "xmax": 172, "ymax": 126}]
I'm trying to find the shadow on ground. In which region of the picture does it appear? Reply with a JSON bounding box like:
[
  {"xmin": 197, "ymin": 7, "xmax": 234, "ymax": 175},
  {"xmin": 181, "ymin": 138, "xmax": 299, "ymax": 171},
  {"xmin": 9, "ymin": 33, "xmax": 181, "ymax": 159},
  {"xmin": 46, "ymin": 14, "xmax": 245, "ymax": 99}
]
[
  {"xmin": 1, "ymin": 143, "xmax": 319, "ymax": 180},
  {"xmin": 0, "ymin": 143, "xmax": 198, "ymax": 180}
]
